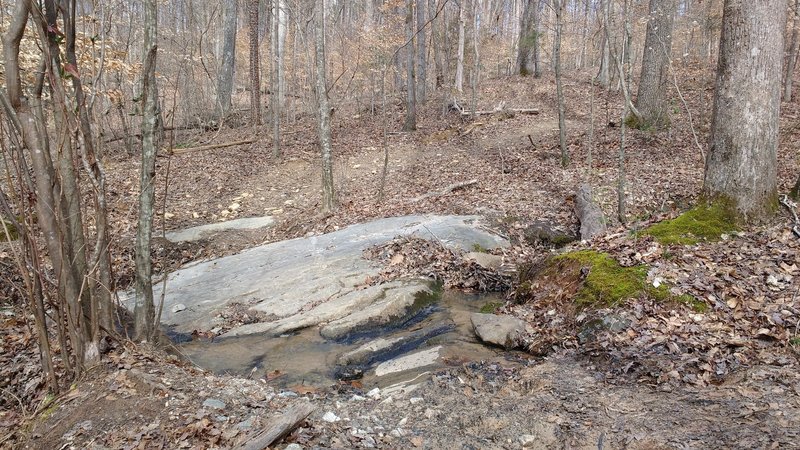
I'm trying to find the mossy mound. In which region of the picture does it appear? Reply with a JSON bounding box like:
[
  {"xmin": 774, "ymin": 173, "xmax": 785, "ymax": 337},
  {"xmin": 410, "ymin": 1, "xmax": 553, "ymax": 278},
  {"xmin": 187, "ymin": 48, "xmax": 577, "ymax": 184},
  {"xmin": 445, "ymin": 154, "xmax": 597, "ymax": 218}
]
[
  {"xmin": 517, "ymin": 250, "xmax": 706, "ymax": 311},
  {"xmin": 479, "ymin": 301, "xmax": 503, "ymax": 313},
  {"xmin": 555, "ymin": 250, "xmax": 649, "ymax": 307},
  {"xmin": 642, "ymin": 203, "xmax": 737, "ymax": 245}
]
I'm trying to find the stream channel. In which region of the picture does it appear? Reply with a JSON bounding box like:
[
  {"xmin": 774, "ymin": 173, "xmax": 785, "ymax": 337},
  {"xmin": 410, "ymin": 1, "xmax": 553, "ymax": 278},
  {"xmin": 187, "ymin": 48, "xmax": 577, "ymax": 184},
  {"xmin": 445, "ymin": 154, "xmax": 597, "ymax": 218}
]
[{"xmin": 175, "ymin": 290, "xmax": 518, "ymax": 389}]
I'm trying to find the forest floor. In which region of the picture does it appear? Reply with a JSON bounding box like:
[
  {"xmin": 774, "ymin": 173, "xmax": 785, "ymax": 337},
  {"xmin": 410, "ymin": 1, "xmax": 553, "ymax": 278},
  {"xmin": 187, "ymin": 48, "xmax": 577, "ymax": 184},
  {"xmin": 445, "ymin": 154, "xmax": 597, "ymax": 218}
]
[{"xmin": 3, "ymin": 69, "xmax": 800, "ymax": 449}]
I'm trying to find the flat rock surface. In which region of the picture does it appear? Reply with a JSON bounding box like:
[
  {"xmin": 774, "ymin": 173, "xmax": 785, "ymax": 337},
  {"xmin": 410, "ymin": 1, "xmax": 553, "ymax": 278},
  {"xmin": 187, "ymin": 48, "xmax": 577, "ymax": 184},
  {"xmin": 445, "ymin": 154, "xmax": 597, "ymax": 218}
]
[
  {"xmin": 164, "ymin": 216, "xmax": 275, "ymax": 243},
  {"xmin": 121, "ymin": 215, "xmax": 508, "ymax": 337}
]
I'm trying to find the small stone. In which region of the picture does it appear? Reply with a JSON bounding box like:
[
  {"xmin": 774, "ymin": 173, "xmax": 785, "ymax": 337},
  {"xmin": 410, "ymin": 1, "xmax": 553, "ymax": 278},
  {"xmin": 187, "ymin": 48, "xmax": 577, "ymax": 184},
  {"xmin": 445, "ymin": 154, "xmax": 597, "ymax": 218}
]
[
  {"xmin": 397, "ymin": 417, "xmax": 408, "ymax": 427},
  {"xmin": 409, "ymin": 397, "xmax": 424, "ymax": 404},
  {"xmin": 424, "ymin": 408, "xmax": 436, "ymax": 419},
  {"xmin": 202, "ymin": 398, "xmax": 226, "ymax": 410},
  {"xmin": 350, "ymin": 395, "xmax": 367, "ymax": 402},
  {"xmin": 520, "ymin": 434, "xmax": 537, "ymax": 447},
  {"xmin": 284, "ymin": 444, "xmax": 303, "ymax": 450},
  {"xmin": 390, "ymin": 429, "xmax": 405, "ymax": 438},
  {"xmin": 229, "ymin": 202, "xmax": 241, "ymax": 211},
  {"xmin": 236, "ymin": 417, "xmax": 254, "ymax": 430},
  {"xmin": 171, "ymin": 303, "xmax": 186, "ymax": 313},
  {"xmin": 367, "ymin": 388, "xmax": 381, "ymax": 399},
  {"xmin": 278, "ymin": 391, "xmax": 298, "ymax": 398},
  {"xmin": 322, "ymin": 411, "xmax": 341, "ymax": 423}
]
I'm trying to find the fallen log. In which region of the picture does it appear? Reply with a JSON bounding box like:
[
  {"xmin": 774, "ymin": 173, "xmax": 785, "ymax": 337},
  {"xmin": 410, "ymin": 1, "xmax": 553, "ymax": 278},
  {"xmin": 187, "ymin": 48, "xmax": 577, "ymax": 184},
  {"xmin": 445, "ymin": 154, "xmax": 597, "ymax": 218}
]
[
  {"xmin": 232, "ymin": 400, "xmax": 316, "ymax": 450},
  {"xmin": 169, "ymin": 138, "xmax": 256, "ymax": 155},
  {"xmin": 412, "ymin": 179, "xmax": 479, "ymax": 203},
  {"xmin": 575, "ymin": 183, "xmax": 607, "ymax": 240}
]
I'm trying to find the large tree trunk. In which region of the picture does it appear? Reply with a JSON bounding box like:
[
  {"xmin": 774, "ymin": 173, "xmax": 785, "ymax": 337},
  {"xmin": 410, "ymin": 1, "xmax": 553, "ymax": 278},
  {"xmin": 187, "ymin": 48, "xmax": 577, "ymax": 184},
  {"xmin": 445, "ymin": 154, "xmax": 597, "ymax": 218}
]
[
  {"xmin": 455, "ymin": 2, "xmax": 466, "ymax": 93},
  {"xmin": 416, "ymin": 0, "xmax": 427, "ymax": 102},
  {"xmin": 314, "ymin": 0, "xmax": 336, "ymax": 212},
  {"xmin": 431, "ymin": 0, "xmax": 445, "ymax": 88},
  {"xmin": 216, "ymin": 0, "xmax": 238, "ymax": 118},
  {"xmin": 135, "ymin": 0, "xmax": 159, "ymax": 341},
  {"xmin": 404, "ymin": 0, "xmax": 417, "ymax": 131},
  {"xmin": 784, "ymin": 0, "xmax": 800, "ymax": 101},
  {"xmin": 248, "ymin": 0, "xmax": 261, "ymax": 125},
  {"xmin": 634, "ymin": 0, "xmax": 675, "ymax": 129},
  {"xmin": 704, "ymin": 0, "xmax": 786, "ymax": 224}
]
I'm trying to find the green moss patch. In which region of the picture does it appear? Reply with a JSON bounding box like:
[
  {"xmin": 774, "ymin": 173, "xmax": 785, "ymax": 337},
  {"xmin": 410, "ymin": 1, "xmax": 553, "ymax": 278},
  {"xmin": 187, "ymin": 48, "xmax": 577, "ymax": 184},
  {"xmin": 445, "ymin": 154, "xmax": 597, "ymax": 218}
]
[
  {"xmin": 479, "ymin": 301, "xmax": 503, "ymax": 313},
  {"xmin": 642, "ymin": 203, "xmax": 737, "ymax": 245},
  {"xmin": 555, "ymin": 250, "xmax": 649, "ymax": 307},
  {"xmin": 515, "ymin": 250, "xmax": 707, "ymax": 311}
]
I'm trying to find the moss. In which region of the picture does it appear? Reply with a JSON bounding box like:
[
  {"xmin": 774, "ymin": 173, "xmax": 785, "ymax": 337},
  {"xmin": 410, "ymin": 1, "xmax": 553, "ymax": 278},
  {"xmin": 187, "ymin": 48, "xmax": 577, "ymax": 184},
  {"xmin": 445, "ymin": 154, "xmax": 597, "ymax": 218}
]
[
  {"xmin": 479, "ymin": 301, "xmax": 503, "ymax": 314},
  {"xmin": 555, "ymin": 250, "xmax": 650, "ymax": 307},
  {"xmin": 471, "ymin": 243, "xmax": 489, "ymax": 253},
  {"xmin": 0, "ymin": 217, "xmax": 19, "ymax": 241},
  {"xmin": 642, "ymin": 202, "xmax": 738, "ymax": 245},
  {"xmin": 790, "ymin": 337, "xmax": 800, "ymax": 346},
  {"xmin": 674, "ymin": 293, "xmax": 708, "ymax": 313}
]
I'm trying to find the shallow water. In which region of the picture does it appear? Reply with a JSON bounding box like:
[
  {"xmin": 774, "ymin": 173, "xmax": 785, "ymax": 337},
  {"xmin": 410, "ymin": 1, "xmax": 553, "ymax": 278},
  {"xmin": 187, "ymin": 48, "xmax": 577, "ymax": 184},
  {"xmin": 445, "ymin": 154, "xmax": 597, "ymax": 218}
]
[{"xmin": 177, "ymin": 290, "xmax": 513, "ymax": 389}]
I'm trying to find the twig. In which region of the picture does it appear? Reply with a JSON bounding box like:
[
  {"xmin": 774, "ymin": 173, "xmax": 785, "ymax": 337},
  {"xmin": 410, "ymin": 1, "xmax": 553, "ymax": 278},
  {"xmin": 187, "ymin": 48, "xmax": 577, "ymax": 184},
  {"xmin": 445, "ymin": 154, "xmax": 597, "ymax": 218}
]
[
  {"xmin": 169, "ymin": 139, "xmax": 256, "ymax": 155},
  {"xmin": 780, "ymin": 194, "xmax": 800, "ymax": 238},
  {"xmin": 411, "ymin": 179, "xmax": 478, "ymax": 202}
]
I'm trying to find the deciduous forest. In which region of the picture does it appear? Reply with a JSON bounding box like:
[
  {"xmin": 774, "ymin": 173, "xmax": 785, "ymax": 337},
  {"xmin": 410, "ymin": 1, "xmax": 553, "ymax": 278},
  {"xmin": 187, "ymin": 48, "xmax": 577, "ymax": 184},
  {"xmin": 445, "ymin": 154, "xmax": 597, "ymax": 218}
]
[{"xmin": 1, "ymin": 0, "xmax": 800, "ymax": 448}]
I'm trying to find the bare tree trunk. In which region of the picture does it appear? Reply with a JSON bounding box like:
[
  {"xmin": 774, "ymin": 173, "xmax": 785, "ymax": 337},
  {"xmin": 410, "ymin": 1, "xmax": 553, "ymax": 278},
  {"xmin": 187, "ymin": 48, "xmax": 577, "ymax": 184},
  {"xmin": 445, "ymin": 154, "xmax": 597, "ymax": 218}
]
[
  {"xmin": 272, "ymin": 0, "xmax": 281, "ymax": 157},
  {"xmin": 135, "ymin": 0, "xmax": 159, "ymax": 342},
  {"xmin": 704, "ymin": 0, "xmax": 786, "ymax": 224},
  {"xmin": 634, "ymin": 0, "xmax": 675, "ymax": 129},
  {"xmin": 216, "ymin": 0, "xmax": 238, "ymax": 118},
  {"xmin": 455, "ymin": 2, "xmax": 466, "ymax": 93},
  {"xmin": 554, "ymin": 0, "xmax": 567, "ymax": 167},
  {"xmin": 249, "ymin": 0, "xmax": 261, "ymax": 125},
  {"xmin": 314, "ymin": 0, "xmax": 336, "ymax": 212},
  {"xmin": 784, "ymin": 0, "xmax": 800, "ymax": 101},
  {"xmin": 416, "ymin": 0, "xmax": 427, "ymax": 102},
  {"xmin": 596, "ymin": 0, "xmax": 611, "ymax": 87},
  {"xmin": 532, "ymin": 0, "xmax": 541, "ymax": 77},
  {"xmin": 404, "ymin": 0, "xmax": 418, "ymax": 131},
  {"xmin": 516, "ymin": 0, "xmax": 536, "ymax": 75},
  {"xmin": 431, "ymin": 0, "xmax": 445, "ymax": 88}
]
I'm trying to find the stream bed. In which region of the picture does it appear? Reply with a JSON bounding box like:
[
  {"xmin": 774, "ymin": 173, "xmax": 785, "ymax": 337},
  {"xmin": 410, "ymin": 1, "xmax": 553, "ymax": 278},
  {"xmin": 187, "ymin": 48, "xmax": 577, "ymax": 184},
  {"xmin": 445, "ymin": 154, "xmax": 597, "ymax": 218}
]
[{"xmin": 177, "ymin": 290, "xmax": 518, "ymax": 389}]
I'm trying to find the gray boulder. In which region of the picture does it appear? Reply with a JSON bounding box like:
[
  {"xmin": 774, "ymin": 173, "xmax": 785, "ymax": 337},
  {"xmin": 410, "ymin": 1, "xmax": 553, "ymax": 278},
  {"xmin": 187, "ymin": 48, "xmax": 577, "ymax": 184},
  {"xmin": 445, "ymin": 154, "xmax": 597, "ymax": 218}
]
[{"xmin": 470, "ymin": 313, "xmax": 527, "ymax": 349}]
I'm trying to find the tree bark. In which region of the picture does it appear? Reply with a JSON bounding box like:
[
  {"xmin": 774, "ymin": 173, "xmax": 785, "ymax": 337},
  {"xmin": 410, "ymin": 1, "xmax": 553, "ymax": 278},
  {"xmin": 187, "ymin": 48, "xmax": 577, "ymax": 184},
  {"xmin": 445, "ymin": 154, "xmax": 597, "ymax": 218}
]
[
  {"xmin": 416, "ymin": 0, "xmax": 427, "ymax": 102},
  {"xmin": 216, "ymin": 0, "xmax": 238, "ymax": 118},
  {"xmin": 135, "ymin": 0, "xmax": 159, "ymax": 341},
  {"xmin": 404, "ymin": 0, "xmax": 418, "ymax": 131},
  {"xmin": 596, "ymin": 0, "xmax": 611, "ymax": 87},
  {"xmin": 554, "ymin": 0, "xmax": 567, "ymax": 167},
  {"xmin": 272, "ymin": 0, "xmax": 281, "ymax": 157},
  {"xmin": 314, "ymin": 0, "xmax": 336, "ymax": 212},
  {"xmin": 516, "ymin": 0, "xmax": 537, "ymax": 75},
  {"xmin": 455, "ymin": 1, "xmax": 466, "ymax": 93},
  {"xmin": 704, "ymin": 0, "xmax": 786, "ymax": 224},
  {"xmin": 784, "ymin": 0, "xmax": 800, "ymax": 101},
  {"xmin": 248, "ymin": 0, "xmax": 261, "ymax": 125},
  {"xmin": 634, "ymin": 0, "xmax": 675, "ymax": 129}
]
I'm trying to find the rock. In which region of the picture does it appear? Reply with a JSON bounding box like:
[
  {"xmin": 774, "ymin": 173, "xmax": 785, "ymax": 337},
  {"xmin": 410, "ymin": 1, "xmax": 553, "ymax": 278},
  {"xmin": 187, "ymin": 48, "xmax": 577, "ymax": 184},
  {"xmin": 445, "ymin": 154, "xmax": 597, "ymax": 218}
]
[
  {"xmin": 319, "ymin": 282, "xmax": 435, "ymax": 341},
  {"xmin": 336, "ymin": 322, "xmax": 455, "ymax": 367},
  {"xmin": 284, "ymin": 444, "xmax": 303, "ymax": 450},
  {"xmin": 164, "ymin": 215, "xmax": 275, "ymax": 243},
  {"xmin": 519, "ymin": 434, "xmax": 537, "ymax": 447},
  {"xmin": 322, "ymin": 411, "xmax": 341, "ymax": 423},
  {"xmin": 464, "ymin": 252, "xmax": 503, "ymax": 270},
  {"xmin": 367, "ymin": 388, "xmax": 381, "ymax": 399},
  {"xmin": 523, "ymin": 221, "xmax": 577, "ymax": 247},
  {"xmin": 470, "ymin": 313, "xmax": 527, "ymax": 349},
  {"xmin": 171, "ymin": 303, "xmax": 186, "ymax": 313},
  {"xmin": 374, "ymin": 346, "xmax": 442, "ymax": 377},
  {"xmin": 202, "ymin": 398, "xmax": 226, "ymax": 410},
  {"xmin": 121, "ymin": 215, "xmax": 508, "ymax": 337}
]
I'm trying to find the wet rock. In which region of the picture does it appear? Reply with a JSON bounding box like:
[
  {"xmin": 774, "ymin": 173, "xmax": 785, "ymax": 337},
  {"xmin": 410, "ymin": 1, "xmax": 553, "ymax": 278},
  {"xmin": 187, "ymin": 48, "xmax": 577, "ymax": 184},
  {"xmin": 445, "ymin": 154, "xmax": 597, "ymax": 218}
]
[
  {"xmin": 319, "ymin": 282, "xmax": 435, "ymax": 341},
  {"xmin": 470, "ymin": 313, "xmax": 527, "ymax": 349},
  {"xmin": 374, "ymin": 346, "xmax": 442, "ymax": 377},
  {"xmin": 336, "ymin": 322, "xmax": 455, "ymax": 367},
  {"xmin": 523, "ymin": 220, "xmax": 577, "ymax": 247},
  {"xmin": 464, "ymin": 252, "xmax": 503, "ymax": 270},
  {"xmin": 202, "ymin": 398, "xmax": 226, "ymax": 410}
]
